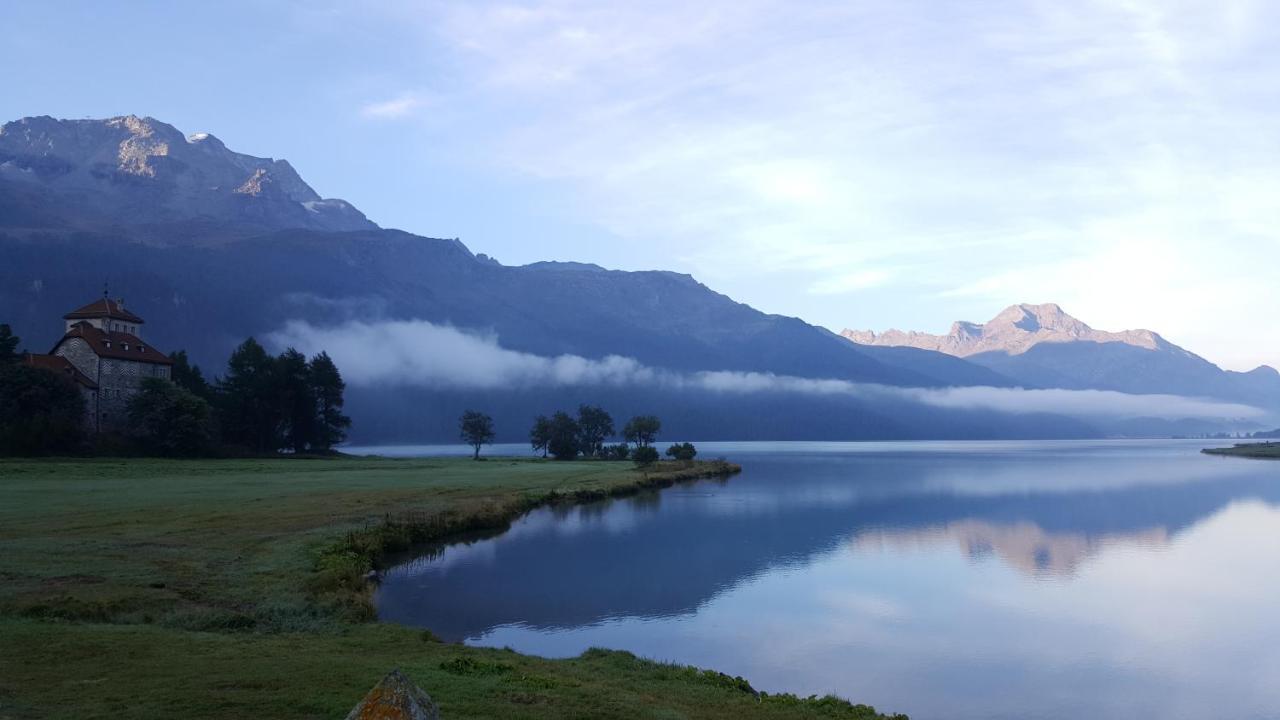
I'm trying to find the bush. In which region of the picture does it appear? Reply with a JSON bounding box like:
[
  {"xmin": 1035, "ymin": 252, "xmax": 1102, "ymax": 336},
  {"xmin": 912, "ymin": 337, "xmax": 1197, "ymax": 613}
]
[
  {"xmin": 128, "ymin": 377, "xmax": 215, "ymax": 456},
  {"xmin": 0, "ymin": 363, "xmax": 86, "ymax": 456},
  {"xmin": 665, "ymin": 442, "xmax": 697, "ymax": 461},
  {"xmin": 632, "ymin": 445, "xmax": 660, "ymax": 466},
  {"xmin": 604, "ymin": 443, "xmax": 631, "ymax": 461}
]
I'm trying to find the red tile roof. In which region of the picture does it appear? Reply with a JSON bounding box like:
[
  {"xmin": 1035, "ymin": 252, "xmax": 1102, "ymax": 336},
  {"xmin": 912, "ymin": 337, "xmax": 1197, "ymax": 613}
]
[
  {"xmin": 55, "ymin": 322, "xmax": 173, "ymax": 365},
  {"xmin": 63, "ymin": 298, "xmax": 146, "ymax": 324},
  {"xmin": 22, "ymin": 353, "xmax": 99, "ymax": 389}
]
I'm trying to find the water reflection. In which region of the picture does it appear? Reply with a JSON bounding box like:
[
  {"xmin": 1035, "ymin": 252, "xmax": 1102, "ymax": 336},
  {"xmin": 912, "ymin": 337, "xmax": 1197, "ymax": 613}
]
[{"xmin": 374, "ymin": 441, "xmax": 1280, "ymax": 720}]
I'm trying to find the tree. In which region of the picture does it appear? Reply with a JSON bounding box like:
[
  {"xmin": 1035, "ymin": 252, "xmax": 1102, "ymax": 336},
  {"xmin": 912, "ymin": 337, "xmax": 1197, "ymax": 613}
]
[
  {"xmin": 632, "ymin": 445, "xmax": 660, "ymax": 467},
  {"xmin": 576, "ymin": 404, "xmax": 614, "ymax": 457},
  {"xmin": 529, "ymin": 415, "xmax": 552, "ymax": 458},
  {"xmin": 216, "ymin": 338, "xmax": 282, "ymax": 453},
  {"xmin": 168, "ymin": 350, "xmax": 211, "ymax": 399},
  {"xmin": 309, "ymin": 352, "xmax": 350, "ymax": 451},
  {"xmin": 459, "ymin": 410, "xmax": 495, "ymax": 460},
  {"xmin": 0, "ymin": 363, "xmax": 85, "ymax": 456},
  {"xmin": 0, "ymin": 324, "xmax": 19, "ymax": 363},
  {"xmin": 623, "ymin": 415, "xmax": 661, "ymax": 448},
  {"xmin": 666, "ymin": 442, "xmax": 697, "ymax": 462},
  {"xmin": 276, "ymin": 348, "xmax": 315, "ymax": 453},
  {"xmin": 547, "ymin": 411, "xmax": 580, "ymax": 460},
  {"xmin": 127, "ymin": 377, "xmax": 213, "ymax": 456}
]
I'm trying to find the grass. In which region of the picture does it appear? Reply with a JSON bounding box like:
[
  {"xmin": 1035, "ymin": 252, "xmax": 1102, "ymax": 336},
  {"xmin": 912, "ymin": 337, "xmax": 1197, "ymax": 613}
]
[
  {"xmin": 1201, "ymin": 442, "xmax": 1280, "ymax": 459},
  {"xmin": 0, "ymin": 455, "xmax": 905, "ymax": 719}
]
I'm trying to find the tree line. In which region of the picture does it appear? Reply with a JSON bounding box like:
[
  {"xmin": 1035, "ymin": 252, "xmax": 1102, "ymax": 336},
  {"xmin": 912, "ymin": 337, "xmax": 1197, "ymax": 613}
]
[
  {"xmin": 459, "ymin": 404, "xmax": 697, "ymax": 465},
  {"xmin": 0, "ymin": 323, "xmax": 350, "ymax": 457},
  {"xmin": 133, "ymin": 338, "xmax": 351, "ymax": 456}
]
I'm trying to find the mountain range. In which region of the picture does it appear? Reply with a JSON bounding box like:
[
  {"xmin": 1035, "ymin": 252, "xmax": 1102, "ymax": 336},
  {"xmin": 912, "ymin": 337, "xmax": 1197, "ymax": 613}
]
[
  {"xmin": 1, "ymin": 115, "xmax": 1273, "ymax": 441},
  {"xmin": 843, "ymin": 304, "xmax": 1280, "ymax": 408}
]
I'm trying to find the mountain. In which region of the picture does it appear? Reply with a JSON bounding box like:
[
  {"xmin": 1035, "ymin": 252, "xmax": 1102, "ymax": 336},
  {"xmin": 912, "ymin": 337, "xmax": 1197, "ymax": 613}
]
[
  {"xmin": 844, "ymin": 304, "xmax": 1280, "ymax": 408},
  {"xmin": 0, "ymin": 115, "xmax": 373, "ymax": 237},
  {"xmin": 0, "ymin": 114, "xmax": 1258, "ymax": 441},
  {"xmin": 843, "ymin": 303, "xmax": 1169, "ymax": 357}
]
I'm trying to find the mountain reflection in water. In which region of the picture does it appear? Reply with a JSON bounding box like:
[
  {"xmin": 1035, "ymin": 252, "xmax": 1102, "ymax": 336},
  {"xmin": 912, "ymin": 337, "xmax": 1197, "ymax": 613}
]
[{"xmin": 373, "ymin": 440, "xmax": 1280, "ymax": 720}]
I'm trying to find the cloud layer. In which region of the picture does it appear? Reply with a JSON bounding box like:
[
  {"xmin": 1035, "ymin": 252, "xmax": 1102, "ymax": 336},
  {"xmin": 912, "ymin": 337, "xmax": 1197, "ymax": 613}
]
[{"xmin": 268, "ymin": 319, "xmax": 1266, "ymax": 422}]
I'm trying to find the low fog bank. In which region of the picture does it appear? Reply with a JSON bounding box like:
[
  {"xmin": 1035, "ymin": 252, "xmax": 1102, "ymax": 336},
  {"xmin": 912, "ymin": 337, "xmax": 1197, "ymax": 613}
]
[{"xmin": 268, "ymin": 319, "xmax": 1270, "ymax": 442}]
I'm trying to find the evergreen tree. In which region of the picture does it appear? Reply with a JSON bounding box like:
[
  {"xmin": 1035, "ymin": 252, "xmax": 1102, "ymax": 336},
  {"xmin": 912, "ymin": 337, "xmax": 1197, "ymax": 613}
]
[
  {"xmin": 168, "ymin": 350, "xmax": 211, "ymax": 399},
  {"xmin": 0, "ymin": 324, "xmax": 19, "ymax": 362},
  {"xmin": 277, "ymin": 348, "xmax": 314, "ymax": 453},
  {"xmin": 308, "ymin": 352, "xmax": 350, "ymax": 451},
  {"xmin": 216, "ymin": 338, "xmax": 282, "ymax": 453}
]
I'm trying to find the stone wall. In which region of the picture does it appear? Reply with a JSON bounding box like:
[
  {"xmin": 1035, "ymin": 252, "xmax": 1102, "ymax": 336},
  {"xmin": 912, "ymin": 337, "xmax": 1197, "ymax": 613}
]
[
  {"xmin": 54, "ymin": 337, "xmax": 98, "ymax": 383},
  {"xmin": 54, "ymin": 339, "xmax": 171, "ymax": 432},
  {"xmin": 98, "ymin": 358, "xmax": 168, "ymax": 429}
]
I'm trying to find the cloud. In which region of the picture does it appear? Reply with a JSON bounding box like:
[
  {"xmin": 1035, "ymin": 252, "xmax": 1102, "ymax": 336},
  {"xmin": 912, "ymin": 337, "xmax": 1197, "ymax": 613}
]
[
  {"xmin": 266, "ymin": 318, "xmax": 1266, "ymax": 422},
  {"xmin": 356, "ymin": 0, "xmax": 1280, "ymax": 371},
  {"xmin": 359, "ymin": 92, "xmax": 425, "ymax": 119}
]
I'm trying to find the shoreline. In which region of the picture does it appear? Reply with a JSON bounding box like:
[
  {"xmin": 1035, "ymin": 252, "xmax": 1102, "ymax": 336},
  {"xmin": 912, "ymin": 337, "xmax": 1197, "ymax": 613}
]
[
  {"xmin": 318, "ymin": 458, "xmax": 744, "ymax": 618},
  {"xmin": 0, "ymin": 455, "xmax": 908, "ymax": 719},
  {"xmin": 1201, "ymin": 442, "xmax": 1280, "ymax": 459}
]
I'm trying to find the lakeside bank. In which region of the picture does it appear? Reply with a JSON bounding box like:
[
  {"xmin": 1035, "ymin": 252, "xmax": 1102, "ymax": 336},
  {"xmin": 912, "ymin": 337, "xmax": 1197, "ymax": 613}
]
[
  {"xmin": 1202, "ymin": 442, "xmax": 1280, "ymax": 459},
  {"xmin": 0, "ymin": 455, "xmax": 904, "ymax": 719}
]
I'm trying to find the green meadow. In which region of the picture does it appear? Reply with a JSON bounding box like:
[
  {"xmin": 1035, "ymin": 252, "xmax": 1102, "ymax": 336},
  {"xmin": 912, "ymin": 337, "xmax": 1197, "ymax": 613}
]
[{"xmin": 0, "ymin": 456, "xmax": 903, "ymax": 719}]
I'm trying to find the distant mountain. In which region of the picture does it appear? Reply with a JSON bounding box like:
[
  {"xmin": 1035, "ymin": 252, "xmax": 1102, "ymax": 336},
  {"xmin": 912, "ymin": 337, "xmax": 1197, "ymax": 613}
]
[
  {"xmin": 843, "ymin": 303, "xmax": 1169, "ymax": 357},
  {"xmin": 0, "ymin": 115, "xmax": 373, "ymax": 236},
  {"xmin": 844, "ymin": 304, "xmax": 1280, "ymax": 408}
]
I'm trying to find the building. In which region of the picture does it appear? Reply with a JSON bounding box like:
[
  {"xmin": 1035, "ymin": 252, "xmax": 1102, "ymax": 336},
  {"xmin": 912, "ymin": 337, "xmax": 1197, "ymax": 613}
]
[{"xmin": 23, "ymin": 296, "xmax": 173, "ymax": 432}]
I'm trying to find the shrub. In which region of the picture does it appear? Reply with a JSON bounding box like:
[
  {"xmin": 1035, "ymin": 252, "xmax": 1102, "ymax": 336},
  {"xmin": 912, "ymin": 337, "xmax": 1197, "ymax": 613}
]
[
  {"xmin": 604, "ymin": 443, "xmax": 631, "ymax": 461},
  {"xmin": 632, "ymin": 445, "xmax": 660, "ymax": 466},
  {"xmin": 128, "ymin": 377, "xmax": 215, "ymax": 456},
  {"xmin": 665, "ymin": 442, "xmax": 697, "ymax": 461}
]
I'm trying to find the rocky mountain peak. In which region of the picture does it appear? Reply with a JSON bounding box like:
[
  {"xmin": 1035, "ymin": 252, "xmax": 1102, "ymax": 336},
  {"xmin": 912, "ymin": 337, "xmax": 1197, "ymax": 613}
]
[
  {"xmin": 841, "ymin": 303, "xmax": 1170, "ymax": 358},
  {"xmin": 0, "ymin": 114, "xmax": 373, "ymax": 234}
]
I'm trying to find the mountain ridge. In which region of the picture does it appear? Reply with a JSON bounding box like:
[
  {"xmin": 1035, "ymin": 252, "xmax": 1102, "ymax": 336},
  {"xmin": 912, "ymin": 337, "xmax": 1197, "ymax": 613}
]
[
  {"xmin": 1, "ymin": 114, "xmax": 1269, "ymax": 440},
  {"xmin": 843, "ymin": 302, "xmax": 1183, "ymax": 358},
  {"xmin": 843, "ymin": 303, "xmax": 1279, "ymax": 407},
  {"xmin": 0, "ymin": 114, "xmax": 373, "ymax": 235}
]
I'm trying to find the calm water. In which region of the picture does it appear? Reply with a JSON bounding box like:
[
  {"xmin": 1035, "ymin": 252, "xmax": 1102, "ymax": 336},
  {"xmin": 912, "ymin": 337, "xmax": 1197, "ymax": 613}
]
[{"xmin": 369, "ymin": 440, "xmax": 1280, "ymax": 720}]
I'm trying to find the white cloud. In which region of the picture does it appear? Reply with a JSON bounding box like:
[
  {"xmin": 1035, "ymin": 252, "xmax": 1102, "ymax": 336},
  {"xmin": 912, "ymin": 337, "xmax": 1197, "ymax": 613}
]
[
  {"xmin": 267, "ymin": 318, "xmax": 1266, "ymax": 422},
  {"xmin": 359, "ymin": 92, "xmax": 425, "ymax": 120},
  {"xmin": 355, "ymin": 0, "xmax": 1280, "ymax": 372}
]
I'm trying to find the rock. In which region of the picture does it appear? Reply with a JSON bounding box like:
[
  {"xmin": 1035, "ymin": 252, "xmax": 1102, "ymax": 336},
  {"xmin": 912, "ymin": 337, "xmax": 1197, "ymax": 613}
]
[{"xmin": 345, "ymin": 669, "xmax": 440, "ymax": 720}]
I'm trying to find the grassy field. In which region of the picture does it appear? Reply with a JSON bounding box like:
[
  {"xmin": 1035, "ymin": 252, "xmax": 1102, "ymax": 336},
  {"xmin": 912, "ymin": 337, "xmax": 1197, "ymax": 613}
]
[
  {"xmin": 1201, "ymin": 442, "xmax": 1280, "ymax": 459},
  {"xmin": 0, "ymin": 456, "xmax": 904, "ymax": 719}
]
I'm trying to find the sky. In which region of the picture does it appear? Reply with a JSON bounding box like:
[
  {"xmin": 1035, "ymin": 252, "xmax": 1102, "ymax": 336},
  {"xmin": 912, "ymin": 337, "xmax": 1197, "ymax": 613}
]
[{"xmin": 3, "ymin": 0, "xmax": 1278, "ymax": 371}]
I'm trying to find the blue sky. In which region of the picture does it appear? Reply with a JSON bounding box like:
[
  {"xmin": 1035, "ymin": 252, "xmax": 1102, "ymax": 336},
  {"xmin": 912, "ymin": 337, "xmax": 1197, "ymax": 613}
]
[{"xmin": 4, "ymin": 1, "xmax": 1277, "ymax": 371}]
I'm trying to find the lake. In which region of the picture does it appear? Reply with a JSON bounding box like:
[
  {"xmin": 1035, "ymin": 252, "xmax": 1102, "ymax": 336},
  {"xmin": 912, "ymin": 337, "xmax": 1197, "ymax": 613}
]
[{"xmin": 362, "ymin": 440, "xmax": 1280, "ymax": 720}]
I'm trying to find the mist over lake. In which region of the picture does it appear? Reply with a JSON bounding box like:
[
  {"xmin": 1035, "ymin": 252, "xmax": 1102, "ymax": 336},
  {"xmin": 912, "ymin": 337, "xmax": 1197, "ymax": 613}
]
[{"xmin": 374, "ymin": 440, "xmax": 1280, "ymax": 720}]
